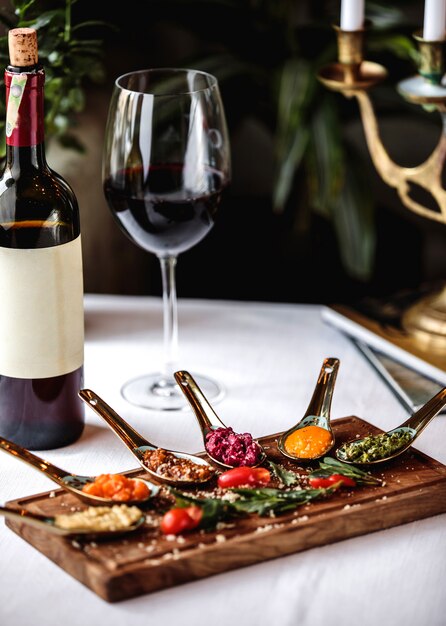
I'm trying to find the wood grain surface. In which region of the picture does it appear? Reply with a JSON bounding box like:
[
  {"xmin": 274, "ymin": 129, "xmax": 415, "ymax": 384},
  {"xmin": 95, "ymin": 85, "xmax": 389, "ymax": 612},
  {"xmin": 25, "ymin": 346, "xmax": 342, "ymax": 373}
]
[{"xmin": 5, "ymin": 416, "xmax": 446, "ymax": 602}]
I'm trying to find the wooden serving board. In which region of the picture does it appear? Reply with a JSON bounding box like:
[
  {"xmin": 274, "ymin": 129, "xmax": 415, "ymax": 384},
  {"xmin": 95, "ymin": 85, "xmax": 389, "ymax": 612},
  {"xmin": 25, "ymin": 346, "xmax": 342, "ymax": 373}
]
[{"xmin": 5, "ymin": 416, "xmax": 446, "ymax": 602}]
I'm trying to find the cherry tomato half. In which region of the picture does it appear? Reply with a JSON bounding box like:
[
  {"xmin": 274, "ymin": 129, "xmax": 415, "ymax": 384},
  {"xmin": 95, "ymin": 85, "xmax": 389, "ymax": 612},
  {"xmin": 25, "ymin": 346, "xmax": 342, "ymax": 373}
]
[
  {"xmin": 160, "ymin": 506, "xmax": 203, "ymax": 535},
  {"xmin": 327, "ymin": 474, "xmax": 356, "ymax": 487},
  {"xmin": 308, "ymin": 476, "xmax": 332, "ymax": 489},
  {"xmin": 217, "ymin": 466, "xmax": 271, "ymax": 489},
  {"xmin": 308, "ymin": 474, "xmax": 356, "ymax": 488}
]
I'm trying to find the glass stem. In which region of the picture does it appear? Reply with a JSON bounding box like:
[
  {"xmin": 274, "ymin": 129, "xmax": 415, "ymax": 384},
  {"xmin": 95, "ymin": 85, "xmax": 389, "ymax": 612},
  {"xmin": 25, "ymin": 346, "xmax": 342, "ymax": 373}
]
[{"xmin": 159, "ymin": 255, "xmax": 179, "ymax": 381}]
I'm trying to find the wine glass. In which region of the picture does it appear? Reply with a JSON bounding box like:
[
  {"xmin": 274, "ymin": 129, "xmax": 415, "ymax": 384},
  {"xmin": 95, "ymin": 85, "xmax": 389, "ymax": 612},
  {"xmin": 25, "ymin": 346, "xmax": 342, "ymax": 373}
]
[{"xmin": 102, "ymin": 68, "xmax": 231, "ymax": 410}]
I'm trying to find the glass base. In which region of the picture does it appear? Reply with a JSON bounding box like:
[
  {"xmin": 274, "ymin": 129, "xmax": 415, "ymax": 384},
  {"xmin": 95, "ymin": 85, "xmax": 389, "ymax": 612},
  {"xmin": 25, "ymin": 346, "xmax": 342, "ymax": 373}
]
[{"xmin": 121, "ymin": 372, "xmax": 225, "ymax": 411}]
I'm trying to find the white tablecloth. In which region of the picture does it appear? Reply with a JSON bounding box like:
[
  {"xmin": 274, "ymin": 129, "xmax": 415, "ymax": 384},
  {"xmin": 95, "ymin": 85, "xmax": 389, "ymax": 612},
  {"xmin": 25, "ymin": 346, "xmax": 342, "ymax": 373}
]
[{"xmin": 1, "ymin": 294, "xmax": 445, "ymax": 626}]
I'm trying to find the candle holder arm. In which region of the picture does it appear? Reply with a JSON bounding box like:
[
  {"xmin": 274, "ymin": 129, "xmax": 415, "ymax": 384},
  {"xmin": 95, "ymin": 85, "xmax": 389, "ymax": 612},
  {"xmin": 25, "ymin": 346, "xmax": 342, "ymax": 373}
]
[{"xmin": 354, "ymin": 90, "xmax": 446, "ymax": 223}]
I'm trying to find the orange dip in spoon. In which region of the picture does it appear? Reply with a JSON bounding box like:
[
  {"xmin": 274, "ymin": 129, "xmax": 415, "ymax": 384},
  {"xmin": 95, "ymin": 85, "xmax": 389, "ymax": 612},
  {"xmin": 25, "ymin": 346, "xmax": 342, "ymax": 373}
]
[
  {"xmin": 283, "ymin": 425, "xmax": 333, "ymax": 459},
  {"xmin": 82, "ymin": 473, "xmax": 151, "ymax": 502}
]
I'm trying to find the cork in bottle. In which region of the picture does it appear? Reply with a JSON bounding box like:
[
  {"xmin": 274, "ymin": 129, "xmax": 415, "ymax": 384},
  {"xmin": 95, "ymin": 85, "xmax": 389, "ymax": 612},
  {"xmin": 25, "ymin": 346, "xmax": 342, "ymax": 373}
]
[{"xmin": 8, "ymin": 27, "xmax": 38, "ymax": 67}]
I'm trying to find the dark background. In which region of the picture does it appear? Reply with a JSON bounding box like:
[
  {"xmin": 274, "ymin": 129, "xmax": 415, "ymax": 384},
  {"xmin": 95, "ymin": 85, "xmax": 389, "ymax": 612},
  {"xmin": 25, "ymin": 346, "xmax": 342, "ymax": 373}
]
[{"xmin": 67, "ymin": 0, "xmax": 446, "ymax": 306}]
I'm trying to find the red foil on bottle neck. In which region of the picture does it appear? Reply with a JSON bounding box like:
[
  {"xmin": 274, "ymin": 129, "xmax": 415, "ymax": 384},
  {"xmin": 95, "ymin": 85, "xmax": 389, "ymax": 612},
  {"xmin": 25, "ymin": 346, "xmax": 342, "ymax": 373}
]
[{"xmin": 4, "ymin": 68, "xmax": 45, "ymax": 147}]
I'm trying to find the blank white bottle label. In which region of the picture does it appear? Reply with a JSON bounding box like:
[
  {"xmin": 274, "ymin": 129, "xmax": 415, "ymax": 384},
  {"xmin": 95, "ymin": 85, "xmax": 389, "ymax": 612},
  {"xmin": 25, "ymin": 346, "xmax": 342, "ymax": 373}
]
[{"xmin": 0, "ymin": 236, "xmax": 84, "ymax": 378}]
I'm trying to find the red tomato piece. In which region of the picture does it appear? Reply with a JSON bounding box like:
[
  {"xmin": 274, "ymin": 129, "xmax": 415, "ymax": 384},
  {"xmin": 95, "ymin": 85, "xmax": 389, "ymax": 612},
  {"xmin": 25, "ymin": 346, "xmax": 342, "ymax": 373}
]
[
  {"xmin": 217, "ymin": 466, "xmax": 271, "ymax": 489},
  {"xmin": 184, "ymin": 506, "xmax": 203, "ymax": 525},
  {"xmin": 308, "ymin": 476, "xmax": 332, "ymax": 488},
  {"xmin": 327, "ymin": 474, "xmax": 356, "ymax": 487},
  {"xmin": 309, "ymin": 473, "xmax": 357, "ymax": 488},
  {"xmin": 160, "ymin": 506, "xmax": 203, "ymax": 535}
]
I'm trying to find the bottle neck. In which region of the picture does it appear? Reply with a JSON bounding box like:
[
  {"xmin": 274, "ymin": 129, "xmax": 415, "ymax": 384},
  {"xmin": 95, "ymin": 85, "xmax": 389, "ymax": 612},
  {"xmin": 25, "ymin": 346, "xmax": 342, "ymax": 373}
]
[
  {"xmin": 4, "ymin": 65, "xmax": 46, "ymax": 169},
  {"xmin": 6, "ymin": 143, "xmax": 47, "ymax": 169}
]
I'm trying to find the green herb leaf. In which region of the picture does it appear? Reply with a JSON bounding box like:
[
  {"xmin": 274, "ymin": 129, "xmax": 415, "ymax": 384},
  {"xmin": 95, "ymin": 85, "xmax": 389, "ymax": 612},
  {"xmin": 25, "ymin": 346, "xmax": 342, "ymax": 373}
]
[
  {"xmin": 267, "ymin": 460, "xmax": 300, "ymax": 486},
  {"xmin": 231, "ymin": 486, "xmax": 336, "ymax": 516},
  {"xmin": 316, "ymin": 457, "xmax": 383, "ymax": 485},
  {"xmin": 170, "ymin": 482, "xmax": 336, "ymax": 526},
  {"xmin": 336, "ymin": 431, "xmax": 413, "ymax": 464},
  {"xmin": 169, "ymin": 489, "xmax": 241, "ymax": 530}
]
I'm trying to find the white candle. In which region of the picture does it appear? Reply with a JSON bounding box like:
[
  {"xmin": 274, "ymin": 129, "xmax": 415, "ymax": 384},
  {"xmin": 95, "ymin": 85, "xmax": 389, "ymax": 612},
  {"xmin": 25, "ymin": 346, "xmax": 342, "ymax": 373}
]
[
  {"xmin": 423, "ymin": 0, "xmax": 446, "ymax": 40},
  {"xmin": 340, "ymin": 0, "xmax": 364, "ymax": 31}
]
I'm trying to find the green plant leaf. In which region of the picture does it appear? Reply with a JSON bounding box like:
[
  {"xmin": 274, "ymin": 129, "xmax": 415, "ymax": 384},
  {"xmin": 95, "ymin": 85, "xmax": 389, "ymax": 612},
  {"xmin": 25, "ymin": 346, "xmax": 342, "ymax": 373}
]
[
  {"xmin": 306, "ymin": 94, "xmax": 345, "ymax": 219},
  {"xmin": 267, "ymin": 460, "xmax": 300, "ymax": 486},
  {"xmin": 20, "ymin": 11, "xmax": 63, "ymax": 31},
  {"xmin": 0, "ymin": 0, "xmax": 110, "ymax": 154},
  {"xmin": 330, "ymin": 147, "xmax": 376, "ymax": 281},
  {"xmin": 185, "ymin": 52, "xmax": 257, "ymax": 84},
  {"xmin": 366, "ymin": 2, "xmax": 413, "ymax": 30},
  {"xmin": 313, "ymin": 457, "xmax": 383, "ymax": 485},
  {"xmin": 368, "ymin": 33, "xmax": 417, "ymax": 62},
  {"xmin": 273, "ymin": 58, "xmax": 317, "ymax": 213},
  {"xmin": 57, "ymin": 133, "xmax": 85, "ymax": 153}
]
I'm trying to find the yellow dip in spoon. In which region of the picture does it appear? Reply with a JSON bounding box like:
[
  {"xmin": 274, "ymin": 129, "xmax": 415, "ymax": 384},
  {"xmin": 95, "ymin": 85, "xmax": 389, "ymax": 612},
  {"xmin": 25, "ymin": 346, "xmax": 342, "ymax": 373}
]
[{"xmin": 284, "ymin": 424, "xmax": 333, "ymax": 459}]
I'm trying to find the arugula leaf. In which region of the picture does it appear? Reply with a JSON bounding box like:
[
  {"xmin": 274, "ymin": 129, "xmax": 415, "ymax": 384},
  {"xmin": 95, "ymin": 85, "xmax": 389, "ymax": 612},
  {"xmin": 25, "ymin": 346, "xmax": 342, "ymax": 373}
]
[
  {"xmin": 315, "ymin": 457, "xmax": 383, "ymax": 486},
  {"xmin": 267, "ymin": 460, "xmax": 300, "ymax": 486},
  {"xmin": 231, "ymin": 486, "xmax": 336, "ymax": 516},
  {"xmin": 170, "ymin": 483, "xmax": 335, "ymax": 524},
  {"xmin": 169, "ymin": 489, "xmax": 241, "ymax": 530}
]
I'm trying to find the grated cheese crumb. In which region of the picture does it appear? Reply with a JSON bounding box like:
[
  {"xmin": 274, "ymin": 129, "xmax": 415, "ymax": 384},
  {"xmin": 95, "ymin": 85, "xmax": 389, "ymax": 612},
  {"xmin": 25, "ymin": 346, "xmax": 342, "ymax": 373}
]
[
  {"xmin": 216, "ymin": 522, "xmax": 235, "ymax": 530},
  {"xmin": 220, "ymin": 492, "xmax": 240, "ymax": 503},
  {"xmin": 256, "ymin": 524, "xmax": 273, "ymax": 533}
]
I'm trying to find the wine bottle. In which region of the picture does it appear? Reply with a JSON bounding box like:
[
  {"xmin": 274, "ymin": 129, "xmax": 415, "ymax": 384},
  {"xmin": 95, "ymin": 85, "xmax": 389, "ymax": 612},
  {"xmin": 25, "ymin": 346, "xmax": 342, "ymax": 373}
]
[{"xmin": 0, "ymin": 27, "xmax": 85, "ymax": 450}]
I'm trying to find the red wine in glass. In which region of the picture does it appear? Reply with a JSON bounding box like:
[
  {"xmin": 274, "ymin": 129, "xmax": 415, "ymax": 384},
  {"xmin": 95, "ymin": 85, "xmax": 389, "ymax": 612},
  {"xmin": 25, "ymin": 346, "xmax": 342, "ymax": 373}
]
[
  {"xmin": 103, "ymin": 164, "xmax": 227, "ymax": 256},
  {"xmin": 102, "ymin": 68, "xmax": 231, "ymax": 411}
]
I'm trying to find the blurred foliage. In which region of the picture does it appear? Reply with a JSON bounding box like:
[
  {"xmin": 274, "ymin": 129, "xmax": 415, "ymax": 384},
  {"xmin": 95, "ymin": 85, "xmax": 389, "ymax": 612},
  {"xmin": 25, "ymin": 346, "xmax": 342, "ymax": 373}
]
[
  {"xmin": 0, "ymin": 1, "xmax": 425, "ymax": 282},
  {"xmin": 0, "ymin": 0, "xmax": 109, "ymax": 155},
  {"xmin": 118, "ymin": 0, "xmax": 422, "ymax": 281}
]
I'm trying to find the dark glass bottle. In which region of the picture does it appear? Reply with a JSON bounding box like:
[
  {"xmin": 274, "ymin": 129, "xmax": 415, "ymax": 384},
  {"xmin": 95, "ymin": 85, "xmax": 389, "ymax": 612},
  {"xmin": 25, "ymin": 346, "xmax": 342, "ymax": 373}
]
[{"xmin": 0, "ymin": 28, "xmax": 85, "ymax": 449}]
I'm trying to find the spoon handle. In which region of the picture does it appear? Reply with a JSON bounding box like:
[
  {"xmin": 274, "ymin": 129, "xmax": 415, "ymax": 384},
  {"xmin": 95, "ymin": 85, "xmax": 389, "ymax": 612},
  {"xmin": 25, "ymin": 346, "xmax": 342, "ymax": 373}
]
[
  {"xmin": 0, "ymin": 505, "xmax": 57, "ymax": 532},
  {"xmin": 174, "ymin": 371, "xmax": 226, "ymax": 433},
  {"xmin": 304, "ymin": 357, "xmax": 340, "ymax": 419},
  {"xmin": 0, "ymin": 437, "xmax": 68, "ymax": 484},
  {"xmin": 78, "ymin": 389, "xmax": 150, "ymax": 450},
  {"xmin": 402, "ymin": 386, "xmax": 446, "ymax": 434}
]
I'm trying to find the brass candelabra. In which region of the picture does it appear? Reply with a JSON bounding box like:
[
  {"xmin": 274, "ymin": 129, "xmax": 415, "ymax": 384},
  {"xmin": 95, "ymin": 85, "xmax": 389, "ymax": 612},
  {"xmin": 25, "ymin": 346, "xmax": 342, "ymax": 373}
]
[{"xmin": 318, "ymin": 24, "xmax": 446, "ymax": 352}]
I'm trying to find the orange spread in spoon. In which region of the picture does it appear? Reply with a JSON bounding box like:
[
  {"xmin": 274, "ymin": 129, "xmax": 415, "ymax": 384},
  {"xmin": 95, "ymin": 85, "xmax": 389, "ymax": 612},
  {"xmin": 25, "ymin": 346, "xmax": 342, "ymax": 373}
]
[
  {"xmin": 82, "ymin": 473, "xmax": 150, "ymax": 502},
  {"xmin": 284, "ymin": 425, "xmax": 333, "ymax": 459}
]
